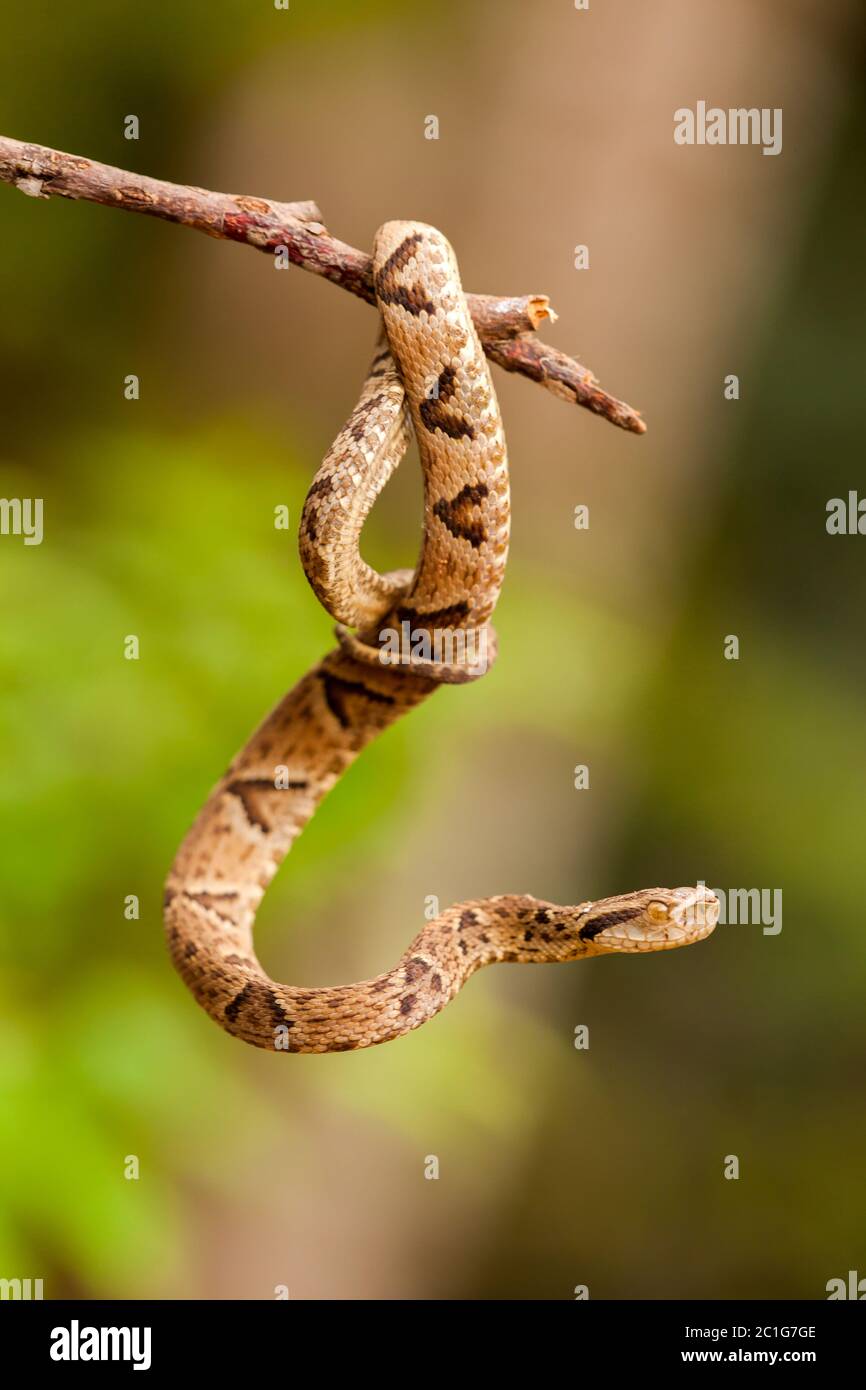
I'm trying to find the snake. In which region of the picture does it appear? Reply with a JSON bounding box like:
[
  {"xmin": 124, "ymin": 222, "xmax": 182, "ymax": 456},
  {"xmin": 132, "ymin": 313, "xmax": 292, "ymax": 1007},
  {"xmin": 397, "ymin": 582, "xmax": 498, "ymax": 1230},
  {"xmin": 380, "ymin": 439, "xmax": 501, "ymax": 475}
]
[{"xmin": 164, "ymin": 220, "xmax": 719, "ymax": 1053}]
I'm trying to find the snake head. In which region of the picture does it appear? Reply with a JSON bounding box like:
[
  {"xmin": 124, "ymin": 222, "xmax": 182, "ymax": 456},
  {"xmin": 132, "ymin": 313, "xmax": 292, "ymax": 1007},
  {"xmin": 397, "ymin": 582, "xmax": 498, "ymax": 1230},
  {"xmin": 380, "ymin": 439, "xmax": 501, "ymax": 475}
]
[{"xmin": 578, "ymin": 884, "xmax": 719, "ymax": 954}]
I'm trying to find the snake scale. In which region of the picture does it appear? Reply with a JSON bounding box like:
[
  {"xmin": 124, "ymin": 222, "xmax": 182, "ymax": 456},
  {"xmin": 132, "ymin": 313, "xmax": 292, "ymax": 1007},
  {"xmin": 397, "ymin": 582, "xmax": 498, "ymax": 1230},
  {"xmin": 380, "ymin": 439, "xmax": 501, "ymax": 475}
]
[{"xmin": 164, "ymin": 221, "xmax": 719, "ymax": 1053}]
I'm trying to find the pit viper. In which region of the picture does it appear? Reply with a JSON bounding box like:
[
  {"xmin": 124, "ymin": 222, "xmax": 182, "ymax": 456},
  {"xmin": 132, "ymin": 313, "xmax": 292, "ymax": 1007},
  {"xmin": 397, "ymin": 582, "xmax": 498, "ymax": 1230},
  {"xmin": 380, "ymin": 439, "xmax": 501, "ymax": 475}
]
[{"xmin": 164, "ymin": 221, "xmax": 719, "ymax": 1052}]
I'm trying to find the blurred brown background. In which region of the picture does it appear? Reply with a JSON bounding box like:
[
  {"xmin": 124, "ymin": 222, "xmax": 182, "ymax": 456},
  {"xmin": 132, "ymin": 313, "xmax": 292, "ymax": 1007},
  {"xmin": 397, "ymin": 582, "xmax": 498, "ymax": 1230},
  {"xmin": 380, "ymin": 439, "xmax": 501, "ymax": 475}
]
[{"xmin": 0, "ymin": 0, "xmax": 864, "ymax": 1299}]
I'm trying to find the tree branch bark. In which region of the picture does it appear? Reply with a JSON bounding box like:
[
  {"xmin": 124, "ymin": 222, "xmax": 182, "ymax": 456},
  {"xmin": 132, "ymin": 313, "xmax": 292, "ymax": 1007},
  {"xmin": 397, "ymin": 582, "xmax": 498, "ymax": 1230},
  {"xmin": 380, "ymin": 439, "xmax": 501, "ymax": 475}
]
[{"xmin": 0, "ymin": 135, "xmax": 646, "ymax": 433}]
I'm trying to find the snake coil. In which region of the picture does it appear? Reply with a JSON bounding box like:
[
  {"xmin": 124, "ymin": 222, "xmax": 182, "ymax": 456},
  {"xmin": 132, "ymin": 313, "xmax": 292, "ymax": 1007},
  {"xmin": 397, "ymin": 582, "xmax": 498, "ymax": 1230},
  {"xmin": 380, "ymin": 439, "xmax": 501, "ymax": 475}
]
[{"xmin": 164, "ymin": 221, "xmax": 718, "ymax": 1052}]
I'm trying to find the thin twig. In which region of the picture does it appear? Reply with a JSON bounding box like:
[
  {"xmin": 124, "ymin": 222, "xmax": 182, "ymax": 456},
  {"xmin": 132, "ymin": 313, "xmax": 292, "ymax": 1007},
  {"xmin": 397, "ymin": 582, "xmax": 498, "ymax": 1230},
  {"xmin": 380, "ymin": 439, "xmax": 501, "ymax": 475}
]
[{"xmin": 0, "ymin": 135, "xmax": 646, "ymax": 433}]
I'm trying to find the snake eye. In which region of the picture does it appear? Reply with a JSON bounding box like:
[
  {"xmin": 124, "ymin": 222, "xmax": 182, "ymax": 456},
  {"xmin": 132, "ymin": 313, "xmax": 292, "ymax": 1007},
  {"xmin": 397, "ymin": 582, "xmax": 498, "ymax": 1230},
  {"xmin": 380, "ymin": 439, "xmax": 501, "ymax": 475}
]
[{"xmin": 647, "ymin": 900, "xmax": 670, "ymax": 924}]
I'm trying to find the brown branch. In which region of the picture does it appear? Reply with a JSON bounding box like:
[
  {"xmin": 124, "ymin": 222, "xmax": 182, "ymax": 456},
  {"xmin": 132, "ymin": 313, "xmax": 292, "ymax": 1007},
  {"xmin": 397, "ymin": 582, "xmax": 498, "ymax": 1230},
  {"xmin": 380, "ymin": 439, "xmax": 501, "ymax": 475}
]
[{"xmin": 0, "ymin": 135, "xmax": 646, "ymax": 433}]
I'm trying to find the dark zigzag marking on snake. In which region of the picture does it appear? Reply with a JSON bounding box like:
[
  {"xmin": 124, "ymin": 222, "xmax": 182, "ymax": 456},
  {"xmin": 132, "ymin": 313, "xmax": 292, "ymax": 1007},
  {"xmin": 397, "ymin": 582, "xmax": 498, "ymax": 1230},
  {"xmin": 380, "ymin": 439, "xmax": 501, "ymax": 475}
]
[
  {"xmin": 367, "ymin": 346, "xmax": 393, "ymax": 379},
  {"xmin": 578, "ymin": 905, "xmax": 643, "ymax": 942},
  {"xmin": 306, "ymin": 473, "xmax": 333, "ymax": 499},
  {"xmin": 433, "ymin": 481, "xmax": 489, "ymax": 547},
  {"xmin": 319, "ymin": 671, "xmax": 396, "ymax": 730},
  {"xmin": 266, "ymin": 988, "xmax": 294, "ymax": 1031},
  {"xmin": 374, "ymin": 232, "xmax": 435, "ymax": 316},
  {"xmin": 395, "ymin": 599, "xmax": 470, "ymax": 628},
  {"xmin": 224, "ymin": 981, "xmax": 255, "ymax": 1023},
  {"xmin": 225, "ymin": 980, "xmax": 294, "ymax": 1034},
  {"xmin": 348, "ymin": 394, "xmax": 385, "ymax": 443},
  {"xmin": 226, "ymin": 777, "xmax": 308, "ymax": 833},
  {"xmin": 182, "ymin": 889, "xmax": 240, "ymax": 925},
  {"xmin": 303, "ymin": 474, "xmax": 333, "ymax": 542},
  {"xmin": 419, "ymin": 366, "xmax": 475, "ymax": 441}
]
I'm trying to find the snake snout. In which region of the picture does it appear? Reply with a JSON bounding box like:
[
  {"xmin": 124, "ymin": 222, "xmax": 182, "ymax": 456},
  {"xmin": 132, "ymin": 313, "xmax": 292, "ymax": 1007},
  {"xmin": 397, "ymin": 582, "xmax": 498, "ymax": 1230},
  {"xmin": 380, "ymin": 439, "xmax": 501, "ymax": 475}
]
[{"xmin": 670, "ymin": 885, "xmax": 720, "ymax": 938}]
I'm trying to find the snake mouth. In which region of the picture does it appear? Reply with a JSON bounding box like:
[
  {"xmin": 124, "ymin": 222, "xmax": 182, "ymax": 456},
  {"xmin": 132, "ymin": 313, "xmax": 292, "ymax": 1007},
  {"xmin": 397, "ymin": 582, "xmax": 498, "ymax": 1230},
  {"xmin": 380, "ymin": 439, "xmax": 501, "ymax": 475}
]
[{"xmin": 589, "ymin": 885, "xmax": 720, "ymax": 953}]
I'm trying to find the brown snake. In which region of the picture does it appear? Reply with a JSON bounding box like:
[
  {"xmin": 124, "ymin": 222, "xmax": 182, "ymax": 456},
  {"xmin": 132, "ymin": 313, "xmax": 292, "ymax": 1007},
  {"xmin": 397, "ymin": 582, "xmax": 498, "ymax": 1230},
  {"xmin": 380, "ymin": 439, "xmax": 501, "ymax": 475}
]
[{"xmin": 164, "ymin": 221, "xmax": 719, "ymax": 1053}]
